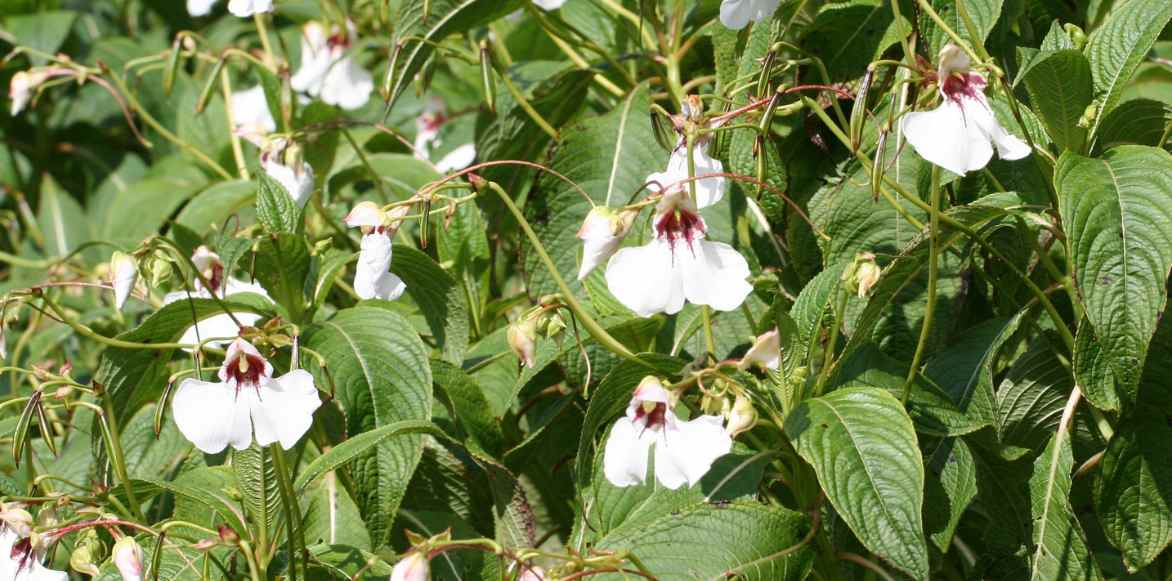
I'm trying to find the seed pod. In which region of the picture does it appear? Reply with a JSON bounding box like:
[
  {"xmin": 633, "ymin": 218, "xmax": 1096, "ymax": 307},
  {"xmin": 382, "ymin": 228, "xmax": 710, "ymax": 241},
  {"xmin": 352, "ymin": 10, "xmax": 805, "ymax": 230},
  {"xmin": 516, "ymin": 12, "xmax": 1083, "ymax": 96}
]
[
  {"xmin": 163, "ymin": 36, "xmax": 184, "ymax": 96},
  {"xmin": 35, "ymin": 397, "xmax": 57, "ymax": 456},
  {"xmin": 195, "ymin": 57, "xmax": 227, "ymax": 113},
  {"xmin": 479, "ymin": 40, "xmax": 496, "ymax": 113},
  {"xmin": 13, "ymin": 391, "xmax": 40, "ymax": 466},
  {"xmin": 850, "ymin": 65, "xmax": 874, "ymax": 152}
]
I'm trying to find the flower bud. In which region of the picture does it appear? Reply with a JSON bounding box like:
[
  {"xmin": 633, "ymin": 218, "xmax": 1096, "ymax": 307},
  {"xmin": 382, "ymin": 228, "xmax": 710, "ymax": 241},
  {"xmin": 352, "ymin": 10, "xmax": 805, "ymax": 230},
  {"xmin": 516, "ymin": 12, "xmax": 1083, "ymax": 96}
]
[
  {"xmin": 0, "ymin": 505, "xmax": 33, "ymax": 537},
  {"xmin": 844, "ymin": 251, "xmax": 881, "ymax": 298},
  {"xmin": 391, "ymin": 551, "xmax": 430, "ymax": 581},
  {"xmin": 1063, "ymin": 23, "xmax": 1087, "ymax": 50},
  {"xmin": 700, "ymin": 393, "xmax": 725, "ymax": 415},
  {"xmin": 113, "ymin": 536, "xmax": 145, "ymax": 581},
  {"xmin": 70, "ymin": 529, "xmax": 106, "ymax": 577},
  {"xmin": 9, "ymin": 69, "xmax": 50, "ymax": 116},
  {"xmin": 576, "ymin": 206, "xmax": 637, "ymax": 280},
  {"xmin": 518, "ymin": 565, "xmax": 548, "ymax": 581},
  {"xmin": 508, "ymin": 318, "xmax": 539, "ymax": 368},
  {"xmin": 218, "ymin": 524, "xmax": 239, "ymax": 544},
  {"xmin": 725, "ymin": 393, "xmax": 757, "ymax": 437},
  {"xmin": 740, "ymin": 329, "xmax": 780, "ymax": 370},
  {"xmin": 110, "ymin": 251, "xmax": 139, "ymax": 311}
]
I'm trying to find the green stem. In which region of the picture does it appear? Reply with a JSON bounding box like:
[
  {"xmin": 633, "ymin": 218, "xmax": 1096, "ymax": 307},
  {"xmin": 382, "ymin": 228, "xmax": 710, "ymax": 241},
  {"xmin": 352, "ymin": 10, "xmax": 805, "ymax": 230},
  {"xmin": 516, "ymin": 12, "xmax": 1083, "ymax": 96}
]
[
  {"xmin": 903, "ymin": 166, "xmax": 942, "ymax": 403},
  {"xmin": 494, "ymin": 67, "xmax": 559, "ymax": 140},
  {"xmin": 238, "ymin": 540, "xmax": 264, "ymax": 581},
  {"xmin": 96, "ymin": 384, "xmax": 146, "ymax": 521},
  {"xmin": 269, "ymin": 445, "xmax": 304, "ymax": 581},
  {"xmin": 41, "ymin": 296, "xmax": 193, "ymax": 351},
  {"xmin": 815, "ymin": 287, "xmax": 849, "ymax": 397},
  {"xmin": 700, "ymin": 306, "xmax": 716, "ymax": 360},
  {"xmin": 487, "ymin": 182, "xmax": 639, "ymax": 363},
  {"xmin": 341, "ymin": 128, "xmax": 390, "ymax": 200}
]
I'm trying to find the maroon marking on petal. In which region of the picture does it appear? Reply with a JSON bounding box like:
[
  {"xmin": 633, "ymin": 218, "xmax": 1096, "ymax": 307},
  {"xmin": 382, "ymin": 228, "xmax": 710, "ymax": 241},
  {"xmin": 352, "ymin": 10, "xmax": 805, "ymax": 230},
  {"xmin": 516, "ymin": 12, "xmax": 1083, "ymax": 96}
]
[
  {"xmin": 941, "ymin": 73, "xmax": 987, "ymax": 105},
  {"xmin": 207, "ymin": 262, "xmax": 225, "ymax": 296},
  {"xmin": 327, "ymin": 32, "xmax": 350, "ymax": 49},
  {"xmin": 655, "ymin": 207, "xmax": 707, "ymax": 259},
  {"xmin": 225, "ymin": 351, "xmax": 268, "ymax": 391},
  {"xmin": 634, "ymin": 402, "xmax": 667, "ymax": 436},
  {"xmin": 11, "ymin": 537, "xmax": 34, "ymax": 574}
]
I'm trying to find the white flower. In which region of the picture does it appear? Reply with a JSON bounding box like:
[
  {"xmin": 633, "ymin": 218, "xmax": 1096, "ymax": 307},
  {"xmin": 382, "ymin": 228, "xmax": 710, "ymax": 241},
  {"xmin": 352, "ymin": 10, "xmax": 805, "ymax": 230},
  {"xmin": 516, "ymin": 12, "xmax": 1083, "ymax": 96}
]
[
  {"xmin": 172, "ymin": 338, "xmax": 321, "ymax": 453},
  {"xmin": 507, "ymin": 318, "xmax": 538, "ymax": 368},
  {"xmin": 603, "ymin": 377, "xmax": 731, "ymax": 489},
  {"xmin": 162, "ymin": 246, "xmax": 271, "ymax": 348},
  {"xmin": 719, "ymin": 0, "xmax": 781, "ymax": 30},
  {"xmin": 740, "ymin": 329, "xmax": 779, "ymax": 370},
  {"xmin": 344, "ymin": 205, "xmax": 407, "ymax": 301},
  {"xmin": 231, "ymin": 85, "xmax": 276, "ymax": 139},
  {"xmin": 9, "ymin": 70, "xmax": 49, "ymax": 116},
  {"xmin": 647, "ymin": 140, "xmax": 726, "ymax": 209},
  {"xmin": 724, "ymin": 393, "xmax": 757, "ymax": 437},
  {"xmin": 110, "ymin": 251, "xmax": 138, "ymax": 311},
  {"xmin": 290, "ymin": 21, "xmax": 373, "ymax": 111},
  {"xmin": 899, "ymin": 44, "xmax": 1031, "ymax": 175},
  {"xmin": 533, "ymin": 0, "xmax": 568, "ymax": 10},
  {"xmin": 227, "ymin": 0, "xmax": 272, "ymax": 16},
  {"xmin": 434, "ymin": 143, "xmax": 477, "ymax": 173},
  {"xmin": 577, "ymin": 206, "xmax": 635, "ymax": 280},
  {"xmin": 391, "ymin": 552, "xmax": 429, "ymax": 581},
  {"xmin": 112, "ymin": 537, "xmax": 144, "ymax": 581},
  {"xmin": 261, "ymin": 138, "xmax": 314, "ymax": 207},
  {"xmin": 604, "ymin": 188, "xmax": 752, "ymax": 317},
  {"xmin": 0, "ymin": 525, "xmax": 67, "ymax": 581},
  {"xmin": 187, "ymin": 0, "xmax": 218, "ymax": 16}
]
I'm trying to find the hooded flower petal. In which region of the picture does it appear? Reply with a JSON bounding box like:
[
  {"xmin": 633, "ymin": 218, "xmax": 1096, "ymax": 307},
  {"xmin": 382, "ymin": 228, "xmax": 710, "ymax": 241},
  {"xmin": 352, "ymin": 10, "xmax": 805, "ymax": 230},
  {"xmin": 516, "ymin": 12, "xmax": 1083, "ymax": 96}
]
[
  {"xmin": 172, "ymin": 378, "xmax": 254, "ymax": 453},
  {"xmin": 391, "ymin": 552, "xmax": 430, "ymax": 581},
  {"xmin": 112, "ymin": 537, "xmax": 145, "ymax": 581},
  {"xmin": 291, "ymin": 23, "xmax": 331, "ymax": 94},
  {"xmin": 9, "ymin": 71, "xmax": 48, "ymax": 116},
  {"xmin": 344, "ymin": 201, "xmax": 385, "ymax": 228},
  {"xmin": 654, "ymin": 414, "xmax": 731, "ymax": 489},
  {"xmin": 679, "ymin": 240, "xmax": 754, "ymax": 311},
  {"xmin": 354, "ymin": 232, "xmax": 407, "ymax": 301},
  {"xmin": 187, "ymin": 0, "xmax": 218, "ymax": 16},
  {"xmin": 577, "ymin": 207, "xmax": 634, "ymax": 280},
  {"xmin": 719, "ymin": 0, "xmax": 780, "ymax": 30},
  {"xmin": 434, "ymin": 143, "xmax": 477, "ymax": 173},
  {"xmin": 249, "ymin": 370, "xmax": 321, "ymax": 449},
  {"xmin": 649, "ymin": 142, "xmax": 727, "ymax": 209},
  {"xmin": 602, "ymin": 416, "xmax": 657, "ymax": 486},
  {"xmin": 231, "ymin": 85, "xmax": 276, "ymax": 137},
  {"xmin": 741, "ymin": 329, "xmax": 780, "ymax": 370},
  {"xmin": 319, "ymin": 58, "xmax": 373, "ymax": 111},
  {"xmin": 533, "ymin": 0, "xmax": 568, "ymax": 10},
  {"xmin": 111, "ymin": 252, "xmax": 138, "ymax": 311},
  {"xmin": 414, "ymin": 97, "xmax": 447, "ymax": 160},
  {"xmin": 227, "ymin": 0, "xmax": 272, "ymax": 16},
  {"xmin": 291, "ymin": 21, "xmax": 372, "ymax": 110}
]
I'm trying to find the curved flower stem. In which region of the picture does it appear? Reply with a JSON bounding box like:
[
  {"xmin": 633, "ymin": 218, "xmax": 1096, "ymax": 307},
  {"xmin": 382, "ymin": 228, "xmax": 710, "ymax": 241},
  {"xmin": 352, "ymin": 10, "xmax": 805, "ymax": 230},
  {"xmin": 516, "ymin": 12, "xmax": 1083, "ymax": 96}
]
[
  {"xmin": 700, "ymin": 306, "xmax": 716, "ymax": 360},
  {"xmin": 802, "ymin": 97, "xmax": 1076, "ymax": 351},
  {"xmin": 486, "ymin": 182, "xmax": 640, "ymax": 364},
  {"xmin": 903, "ymin": 166, "xmax": 942, "ymax": 403},
  {"xmin": 39, "ymin": 295, "xmax": 194, "ymax": 351}
]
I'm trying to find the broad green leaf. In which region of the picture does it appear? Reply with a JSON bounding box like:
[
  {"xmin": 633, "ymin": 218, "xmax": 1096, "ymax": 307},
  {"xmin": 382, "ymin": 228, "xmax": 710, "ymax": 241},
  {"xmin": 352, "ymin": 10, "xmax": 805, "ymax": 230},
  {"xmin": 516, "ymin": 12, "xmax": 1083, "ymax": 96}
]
[
  {"xmin": 294, "ymin": 420, "xmax": 437, "ymax": 492},
  {"xmin": 94, "ymin": 535, "xmax": 218, "ymax": 581},
  {"xmin": 785, "ymin": 387, "xmax": 929, "ymax": 579},
  {"xmin": 526, "ymin": 83, "xmax": 664, "ymax": 298},
  {"xmin": 1029, "ymin": 433, "xmax": 1104, "ymax": 581},
  {"xmin": 37, "ymin": 175, "xmax": 90, "ymax": 259},
  {"xmin": 921, "ymin": 0, "xmax": 1003, "ymax": 54},
  {"xmin": 1056, "ymin": 146, "xmax": 1172, "ymax": 401},
  {"xmin": 924, "ymin": 312, "xmax": 1029, "ymax": 428},
  {"xmin": 253, "ymin": 233, "xmax": 310, "ymax": 321},
  {"xmin": 1073, "ymin": 317, "xmax": 1120, "ymax": 411},
  {"xmin": 255, "ymin": 171, "xmax": 304, "ymax": 235},
  {"xmin": 303, "ymin": 307, "xmax": 434, "ymax": 543},
  {"xmin": 233, "ymin": 446, "xmax": 282, "ymax": 542},
  {"xmin": 1094, "ymin": 415, "xmax": 1172, "ymax": 572},
  {"xmin": 391, "ymin": 244, "xmax": 470, "ymax": 363},
  {"xmin": 307, "ymin": 544, "xmax": 393, "ymax": 579},
  {"xmin": 593, "ymin": 502, "xmax": 814, "ymax": 580},
  {"xmin": 803, "ymin": 0, "xmax": 909, "ymax": 82},
  {"xmin": 1094, "ymin": 98, "xmax": 1172, "ymax": 153},
  {"xmin": 302, "ymin": 470, "xmax": 372, "ymax": 550},
  {"xmin": 925, "ymin": 438, "xmax": 977, "ymax": 552},
  {"xmin": 997, "ymin": 340, "xmax": 1075, "ymax": 451},
  {"xmin": 386, "ymin": 0, "xmax": 525, "ymax": 106},
  {"xmin": 175, "ymin": 180, "xmax": 256, "ymax": 233},
  {"xmin": 431, "ymin": 359, "xmax": 505, "ymax": 456},
  {"xmin": 1085, "ymin": 0, "xmax": 1172, "ymax": 131},
  {"xmin": 1022, "ymin": 49, "xmax": 1094, "ymax": 151},
  {"xmin": 4, "ymin": 11, "xmax": 76, "ymax": 64}
]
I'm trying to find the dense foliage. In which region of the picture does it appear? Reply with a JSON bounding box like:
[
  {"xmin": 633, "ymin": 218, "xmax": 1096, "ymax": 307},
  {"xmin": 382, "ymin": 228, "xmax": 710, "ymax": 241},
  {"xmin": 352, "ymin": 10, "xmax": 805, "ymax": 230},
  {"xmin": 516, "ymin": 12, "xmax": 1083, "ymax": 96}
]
[{"xmin": 1, "ymin": 0, "xmax": 1171, "ymax": 579}]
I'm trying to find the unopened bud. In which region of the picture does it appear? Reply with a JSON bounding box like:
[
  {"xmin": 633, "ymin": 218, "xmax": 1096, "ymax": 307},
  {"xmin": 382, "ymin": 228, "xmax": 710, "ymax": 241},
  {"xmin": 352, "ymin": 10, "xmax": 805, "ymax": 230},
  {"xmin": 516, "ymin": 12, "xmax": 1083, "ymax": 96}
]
[
  {"xmin": 576, "ymin": 206, "xmax": 637, "ymax": 280},
  {"xmin": 725, "ymin": 394, "xmax": 757, "ymax": 437},
  {"xmin": 110, "ymin": 251, "xmax": 139, "ymax": 311},
  {"xmin": 518, "ymin": 565, "xmax": 548, "ymax": 581},
  {"xmin": 218, "ymin": 524, "xmax": 239, "ymax": 544},
  {"xmin": 700, "ymin": 393, "xmax": 725, "ymax": 415},
  {"xmin": 391, "ymin": 551, "xmax": 430, "ymax": 581},
  {"xmin": 740, "ymin": 329, "xmax": 780, "ymax": 370},
  {"xmin": 507, "ymin": 318, "xmax": 539, "ymax": 368},
  {"xmin": 113, "ymin": 536, "xmax": 145, "ymax": 581},
  {"xmin": 344, "ymin": 201, "xmax": 385, "ymax": 230},
  {"xmin": 844, "ymin": 251, "xmax": 881, "ymax": 298},
  {"xmin": 70, "ymin": 529, "xmax": 106, "ymax": 577},
  {"xmin": 0, "ymin": 505, "xmax": 34, "ymax": 537},
  {"xmin": 9, "ymin": 69, "xmax": 51, "ymax": 116},
  {"xmin": 1063, "ymin": 23, "xmax": 1087, "ymax": 50}
]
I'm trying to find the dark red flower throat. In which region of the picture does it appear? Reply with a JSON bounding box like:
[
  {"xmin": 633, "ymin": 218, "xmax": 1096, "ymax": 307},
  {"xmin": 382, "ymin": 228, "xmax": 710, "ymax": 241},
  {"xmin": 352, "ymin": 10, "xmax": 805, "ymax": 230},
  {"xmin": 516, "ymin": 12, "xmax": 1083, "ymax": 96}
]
[
  {"xmin": 225, "ymin": 350, "xmax": 266, "ymax": 390},
  {"xmin": 655, "ymin": 207, "xmax": 705, "ymax": 254}
]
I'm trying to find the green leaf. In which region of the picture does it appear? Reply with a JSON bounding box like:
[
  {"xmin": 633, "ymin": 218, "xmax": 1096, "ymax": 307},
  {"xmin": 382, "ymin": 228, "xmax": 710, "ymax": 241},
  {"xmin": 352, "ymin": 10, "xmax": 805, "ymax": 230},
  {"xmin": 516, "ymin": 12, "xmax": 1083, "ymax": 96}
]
[
  {"xmin": 1022, "ymin": 49, "xmax": 1094, "ymax": 151},
  {"xmin": 921, "ymin": 0, "xmax": 1003, "ymax": 55},
  {"xmin": 785, "ymin": 387, "xmax": 929, "ymax": 579},
  {"xmin": 302, "ymin": 307, "xmax": 434, "ymax": 544},
  {"xmin": 302, "ymin": 469, "xmax": 372, "ymax": 550},
  {"xmin": 1028, "ymin": 432, "xmax": 1104, "ymax": 581},
  {"xmin": 1085, "ymin": 0, "xmax": 1172, "ymax": 129},
  {"xmin": 1073, "ymin": 317, "xmax": 1120, "ymax": 411},
  {"xmin": 1094, "ymin": 415, "xmax": 1172, "ymax": 572},
  {"xmin": 37, "ymin": 175, "xmax": 90, "ymax": 259},
  {"xmin": 593, "ymin": 502, "xmax": 814, "ymax": 580},
  {"xmin": 253, "ymin": 234, "xmax": 310, "ymax": 321},
  {"xmin": 802, "ymin": 0, "xmax": 909, "ymax": 82},
  {"xmin": 295, "ymin": 420, "xmax": 437, "ymax": 492},
  {"xmin": 1056, "ymin": 146, "xmax": 1172, "ymax": 401},
  {"xmin": 254, "ymin": 171, "xmax": 304, "ymax": 235},
  {"xmin": 233, "ymin": 446, "xmax": 282, "ymax": 540},
  {"xmin": 924, "ymin": 312, "xmax": 1029, "ymax": 429},
  {"xmin": 997, "ymin": 340, "xmax": 1075, "ymax": 451},
  {"xmin": 527, "ymin": 83, "xmax": 664, "ymax": 298},
  {"xmin": 307, "ymin": 544, "xmax": 393, "ymax": 578},
  {"xmin": 391, "ymin": 244, "xmax": 470, "ymax": 363},
  {"xmin": 386, "ymin": 0, "xmax": 525, "ymax": 106},
  {"xmin": 925, "ymin": 438, "xmax": 977, "ymax": 552},
  {"xmin": 4, "ymin": 11, "xmax": 77, "ymax": 64},
  {"xmin": 175, "ymin": 180, "xmax": 256, "ymax": 233},
  {"xmin": 431, "ymin": 359, "xmax": 505, "ymax": 456},
  {"xmin": 1094, "ymin": 98, "xmax": 1172, "ymax": 153}
]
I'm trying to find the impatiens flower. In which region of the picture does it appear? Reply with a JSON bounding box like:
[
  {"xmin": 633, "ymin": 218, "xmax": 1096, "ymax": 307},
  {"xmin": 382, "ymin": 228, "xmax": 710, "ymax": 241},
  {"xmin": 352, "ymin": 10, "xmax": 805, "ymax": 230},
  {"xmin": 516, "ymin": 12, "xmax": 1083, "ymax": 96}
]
[
  {"xmin": 172, "ymin": 338, "xmax": 321, "ymax": 453},
  {"xmin": 261, "ymin": 138, "xmax": 314, "ymax": 207},
  {"xmin": 290, "ymin": 21, "xmax": 373, "ymax": 111},
  {"xmin": 900, "ymin": 44, "xmax": 1031, "ymax": 175},
  {"xmin": 163, "ymin": 246, "xmax": 271, "ymax": 347},
  {"xmin": 507, "ymin": 318, "xmax": 538, "ymax": 368},
  {"xmin": 604, "ymin": 186, "xmax": 752, "ymax": 317},
  {"xmin": 390, "ymin": 551, "xmax": 429, "ymax": 581},
  {"xmin": 227, "ymin": 0, "xmax": 272, "ymax": 16},
  {"xmin": 603, "ymin": 376, "xmax": 732, "ymax": 489},
  {"xmin": 413, "ymin": 98, "xmax": 477, "ymax": 172},
  {"xmin": 725, "ymin": 393, "xmax": 757, "ymax": 437},
  {"xmin": 9, "ymin": 70, "xmax": 49, "ymax": 116},
  {"xmin": 231, "ymin": 85, "xmax": 276, "ymax": 138},
  {"xmin": 187, "ymin": 0, "xmax": 217, "ymax": 16},
  {"xmin": 648, "ymin": 140, "xmax": 726, "ymax": 209},
  {"xmin": 533, "ymin": 0, "xmax": 568, "ymax": 10},
  {"xmin": 112, "ymin": 537, "xmax": 145, "ymax": 581},
  {"xmin": 344, "ymin": 203, "xmax": 407, "ymax": 301},
  {"xmin": 740, "ymin": 329, "xmax": 780, "ymax": 370},
  {"xmin": 577, "ymin": 206, "xmax": 636, "ymax": 280},
  {"xmin": 0, "ymin": 512, "xmax": 66, "ymax": 581},
  {"xmin": 845, "ymin": 251, "xmax": 881, "ymax": 298},
  {"xmin": 110, "ymin": 251, "xmax": 138, "ymax": 311},
  {"xmin": 719, "ymin": 0, "xmax": 781, "ymax": 30}
]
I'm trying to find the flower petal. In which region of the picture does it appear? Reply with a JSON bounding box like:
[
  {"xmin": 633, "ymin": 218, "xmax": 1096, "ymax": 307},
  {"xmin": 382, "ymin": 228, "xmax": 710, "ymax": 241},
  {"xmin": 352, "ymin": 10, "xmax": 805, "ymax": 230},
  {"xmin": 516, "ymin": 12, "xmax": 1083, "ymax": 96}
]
[
  {"xmin": 291, "ymin": 23, "xmax": 331, "ymax": 95},
  {"xmin": 603, "ymin": 418, "xmax": 656, "ymax": 487},
  {"xmin": 223, "ymin": 277, "xmax": 272, "ymax": 299},
  {"xmin": 900, "ymin": 100, "xmax": 993, "ymax": 175},
  {"xmin": 320, "ymin": 57, "xmax": 373, "ymax": 111},
  {"xmin": 435, "ymin": 143, "xmax": 477, "ymax": 173},
  {"xmin": 227, "ymin": 0, "xmax": 272, "ymax": 16},
  {"xmin": 251, "ymin": 371, "xmax": 321, "ymax": 449},
  {"xmin": 354, "ymin": 233, "xmax": 407, "ymax": 301},
  {"xmin": 656, "ymin": 414, "xmax": 731, "ymax": 489},
  {"xmin": 605, "ymin": 239, "xmax": 685, "ymax": 317},
  {"xmin": 719, "ymin": 0, "xmax": 753, "ymax": 29},
  {"xmin": 172, "ymin": 379, "xmax": 252, "ymax": 453},
  {"xmin": 680, "ymin": 241, "xmax": 753, "ymax": 312},
  {"xmin": 231, "ymin": 86, "xmax": 276, "ymax": 134},
  {"xmin": 187, "ymin": 0, "xmax": 217, "ymax": 16},
  {"xmin": 263, "ymin": 159, "xmax": 315, "ymax": 207},
  {"xmin": 177, "ymin": 313, "xmax": 261, "ymax": 350}
]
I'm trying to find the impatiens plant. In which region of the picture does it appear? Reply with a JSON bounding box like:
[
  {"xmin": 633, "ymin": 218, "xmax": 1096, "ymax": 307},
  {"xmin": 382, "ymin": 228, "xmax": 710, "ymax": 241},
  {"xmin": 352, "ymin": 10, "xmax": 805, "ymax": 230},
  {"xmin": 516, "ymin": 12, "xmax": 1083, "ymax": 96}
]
[{"xmin": 1, "ymin": 0, "xmax": 1171, "ymax": 580}]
